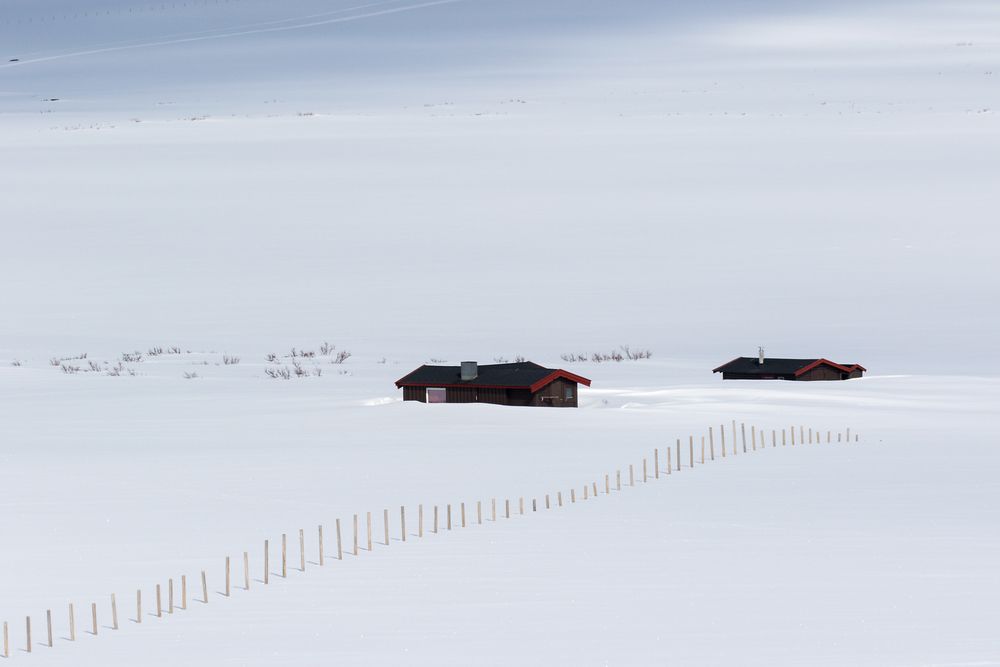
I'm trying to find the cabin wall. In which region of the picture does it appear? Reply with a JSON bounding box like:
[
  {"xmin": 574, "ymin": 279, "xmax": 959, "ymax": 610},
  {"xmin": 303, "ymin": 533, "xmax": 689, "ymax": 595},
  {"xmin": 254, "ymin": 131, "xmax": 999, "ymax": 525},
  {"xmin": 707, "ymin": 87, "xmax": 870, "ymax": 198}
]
[
  {"xmin": 797, "ymin": 366, "xmax": 843, "ymax": 381},
  {"xmin": 403, "ymin": 386, "xmax": 426, "ymax": 402},
  {"xmin": 530, "ymin": 379, "xmax": 578, "ymax": 407}
]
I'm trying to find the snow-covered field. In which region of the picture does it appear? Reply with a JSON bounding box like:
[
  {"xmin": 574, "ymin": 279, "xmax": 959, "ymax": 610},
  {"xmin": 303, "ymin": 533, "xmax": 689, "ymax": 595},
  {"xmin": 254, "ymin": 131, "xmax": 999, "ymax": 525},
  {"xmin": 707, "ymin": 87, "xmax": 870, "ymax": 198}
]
[{"xmin": 2, "ymin": 0, "xmax": 999, "ymax": 664}]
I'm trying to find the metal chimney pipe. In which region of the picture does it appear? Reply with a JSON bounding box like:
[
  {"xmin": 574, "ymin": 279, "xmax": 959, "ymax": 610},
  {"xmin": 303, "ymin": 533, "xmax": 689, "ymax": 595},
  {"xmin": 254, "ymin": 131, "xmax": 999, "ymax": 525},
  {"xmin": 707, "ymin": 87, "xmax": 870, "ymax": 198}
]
[{"xmin": 460, "ymin": 361, "xmax": 478, "ymax": 381}]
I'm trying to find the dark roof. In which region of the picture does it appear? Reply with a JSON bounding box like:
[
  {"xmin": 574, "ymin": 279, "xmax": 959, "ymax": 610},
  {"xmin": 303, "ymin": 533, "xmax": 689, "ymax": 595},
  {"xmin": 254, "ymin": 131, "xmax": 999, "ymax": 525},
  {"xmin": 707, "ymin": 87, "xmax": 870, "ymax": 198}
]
[
  {"xmin": 395, "ymin": 362, "xmax": 592, "ymax": 392},
  {"xmin": 712, "ymin": 357, "xmax": 866, "ymax": 376}
]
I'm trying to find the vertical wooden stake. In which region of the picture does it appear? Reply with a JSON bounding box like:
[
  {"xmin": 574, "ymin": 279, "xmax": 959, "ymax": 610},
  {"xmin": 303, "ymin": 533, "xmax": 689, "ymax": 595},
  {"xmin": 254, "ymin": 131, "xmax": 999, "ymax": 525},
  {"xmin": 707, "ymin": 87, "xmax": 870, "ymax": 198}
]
[
  {"xmin": 827, "ymin": 430, "xmax": 831, "ymax": 443},
  {"xmin": 401, "ymin": 507, "xmax": 407, "ymax": 541},
  {"xmin": 281, "ymin": 534, "xmax": 288, "ymax": 576},
  {"xmin": 319, "ymin": 525, "xmax": 325, "ymax": 564},
  {"xmin": 447, "ymin": 504, "xmax": 452, "ymax": 530},
  {"xmin": 790, "ymin": 426, "xmax": 795, "ymax": 446},
  {"xmin": 654, "ymin": 448, "xmax": 660, "ymax": 478},
  {"xmin": 847, "ymin": 427, "xmax": 851, "ymax": 441},
  {"xmin": 90, "ymin": 603, "xmax": 97, "ymax": 636},
  {"xmin": 353, "ymin": 515, "xmax": 359, "ymax": 554},
  {"xmin": 418, "ymin": 505, "xmax": 424, "ymax": 537},
  {"xmin": 461, "ymin": 502, "xmax": 467, "ymax": 527},
  {"xmin": 709, "ymin": 427, "xmax": 715, "ymax": 460},
  {"xmin": 156, "ymin": 584, "xmax": 162, "ymax": 617},
  {"xmin": 546, "ymin": 494, "xmax": 551, "ymax": 509},
  {"xmin": 336, "ymin": 519, "xmax": 343, "ymax": 559},
  {"xmin": 720, "ymin": 424, "xmax": 726, "ymax": 457},
  {"xmin": 838, "ymin": 432, "xmax": 842, "ymax": 442},
  {"xmin": 477, "ymin": 500, "xmax": 483, "ymax": 524},
  {"xmin": 136, "ymin": 590, "xmax": 141, "ymax": 624},
  {"xmin": 583, "ymin": 485, "xmax": 588, "ymax": 500},
  {"xmin": 676, "ymin": 438, "xmax": 681, "ymax": 469},
  {"xmin": 181, "ymin": 575, "xmax": 187, "ymax": 609},
  {"xmin": 666, "ymin": 448, "xmax": 671, "ymax": 475},
  {"xmin": 799, "ymin": 425, "xmax": 804, "ymax": 444},
  {"xmin": 300, "ymin": 528, "xmax": 306, "ymax": 570},
  {"xmin": 783, "ymin": 429, "xmax": 787, "ymax": 446},
  {"xmin": 643, "ymin": 458, "xmax": 648, "ymax": 482},
  {"xmin": 570, "ymin": 488, "xmax": 576, "ymax": 503},
  {"xmin": 808, "ymin": 428, "xmax": 813, "ymax": 444},
  {"xmin": 617, "ymin": 469, "xmax": 623, "ymax": 488},
  {"xmin": 505, "ymin": 499, "xmax": 510, "ymax": 518},
  {"xmin": 629, "ymin": 465, "xmax": 634, "ymax": 486},
  {"xmin": 264, "ymin": 540, "xmax": 270, "ymax": 584},
  {"xmin": 492, "ymin": 498, "xmax": 497, "ymax": 521},
  {"xmin": 69, "ymin": 603, "xmax": 76, "ymax": 639},
  {"xmin": 532, "ymin": 498, "xmax": 538, "ymax": 511},
  {"xmin": 434, "ymin": 505, "xmax": 439, "ymax": 532},
  {"xmin": 689, "ymin": 435, "xmax": 694, "ymax": 468},
  {"xmin": 3, "ymin": 620, "xmax": 8, "ymax": 657},
  {"xmin": 25, "ymin": 616, "xmax": 31, "ymax": 653},
  {"xmin": 366, "ymin": 512, "xmax": 373, "ymax": 551},
  {"xmin": 169, "ymin": 577, "xmax": 175, "ymax": 611},
  {"xmin": 772, "ymin": 430, "xmax": 777, "ymax": 448},
  {"xmin": 605, "ymin": 474, "xmax": 610, "ymax": 494},
  {"xmin": 201, "ymin": 570, "xmax": 208, "ymax": 604},
  {"xmin": 383, "ymin": 510, "xmax": 390, "ymax": 546},
  {"xmin": 740, "ymin": 423, "xmax": 746, "ymax": 453},
  {"xmin": 225, "ymin": 557, "xmax": 231, "ymax": 596},
  {"xmin": 557, "ymin": 491, "xmax": 563, "ymax": 507},
  {"xmin": 519, "ymin": 497, "xmax": 524, "ymax": 515},
  {"xmin": 244, "ymin": 552, "xmax": 250, "ymax": 590},
  {"xmin": 46, "ymin": 609, "xmax": 52, "ymax": 647},
  {"xmin": 111, "ymin": 593, "xmax": 118, "ymax": 630},
  {"xmin": 751, "ymin": 425, "xmax": 756, "ymax": 451},
  {"xmin": 592, "ymin": 481, "xmax": 598, "ymax": 497}
]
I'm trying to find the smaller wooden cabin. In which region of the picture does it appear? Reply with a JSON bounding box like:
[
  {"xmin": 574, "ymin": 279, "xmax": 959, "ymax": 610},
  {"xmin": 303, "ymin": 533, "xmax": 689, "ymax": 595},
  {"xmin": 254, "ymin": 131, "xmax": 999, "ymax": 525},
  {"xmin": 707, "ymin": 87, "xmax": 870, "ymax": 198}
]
[
  {"xmin": 395, "ymin": 361, "xmax": 591, "ymax": 407},
  {"xmin": 713, "ymin": 352, "xmax": 865, "ymax": 381}
]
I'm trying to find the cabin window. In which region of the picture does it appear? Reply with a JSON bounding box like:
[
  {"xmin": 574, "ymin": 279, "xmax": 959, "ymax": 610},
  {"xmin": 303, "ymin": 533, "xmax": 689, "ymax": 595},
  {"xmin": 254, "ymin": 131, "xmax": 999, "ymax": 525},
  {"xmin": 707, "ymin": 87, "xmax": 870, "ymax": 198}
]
[
  {"xmin": 565, "ymin": 386, "xmax": 574, "ymax": 400},
  {"xmin": 426, "ymin": 388, "xmax": 447, "ymax": 403}
]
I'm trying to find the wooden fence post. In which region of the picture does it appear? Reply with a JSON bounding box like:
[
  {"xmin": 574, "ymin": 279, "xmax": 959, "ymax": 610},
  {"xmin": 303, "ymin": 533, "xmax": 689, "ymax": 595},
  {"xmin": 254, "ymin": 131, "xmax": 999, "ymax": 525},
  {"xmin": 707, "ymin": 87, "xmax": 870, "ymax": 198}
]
[
  {"xmin": 401, "ymin": 507, "xmax": 407, "ymax": 541},
  {"xmin": 709, "ymin": 427, "xmax": 715, "ymax": 460},
  {"xmin": 519, "ymin": 497, "xmax": 524, "ymax": 515},
  {"xmin": 546, "ymin": 494, "xmax": 551, "ymax": 509},
  {"xmin": 617, "ymin": 469, "xmax": 622, "ymax": 488},
  {"xmin": 790, "ymin": 426, "xmax": 795, "ymax": 446},
  {"xmin": 282, "ymin": 534, "xmax": 288, "ymax": 576},
  {"xmin": 654, "ymin": 448, "xmax": 660, "ymax": 478},
  {"xmin": 319, "ymin": 525, "xmax": 325, "ymax": 564},
  {"xmin": 751, "ymin": 425, "xmax": 756, "ymax": 451},
  {"xmin": 447, "ymin": 504, "xmax": 453, "ymax": 530},
  {"xmin": 46, "ymin": 609, "xmax": 52, "ymax": 647},
  {"xmin": 181, "ymin": 575, "xmax": 187, "ymax": 609},
  {"xmin": 570, "ymin": 488, "xmax": 576, "ymax": 503},
  {"xmin": 383, "ymin": 510, "xmax": 390, "ymax": 545},
  {"xmin": 583, "ymin": 485, "xmax": 588, "ymax": 500},
  {"xmin": 799, "ymin": 425, "xmax": 804, "ymax": 444},
  {"xmin": 689, "ymin": 435, "xmax": 694, "ymax": 467},
  {"xmin": 225, "ymin": 557, "xmax": 231, "ymax": 596},
  {"xmin": 111, "ymin": 593, "xmax": 118, "ymax": 630},
  {"xmin": 244, "ymin": 552, "xmax": 250, "ymax": 590},
  {"xmin": 592, "ymin": 481, "xmax": 598, "ymax": 497},
  {"xmin": 418, "ymin": 506, "xmax": 424, "ymax": 537},
  {"xmin": 433, "ymin": 505, "xmax": 439, "ymax": 531},
  {"xmin": 720, "ymin": 423, "xmax": 726, "ymax": 457},
  {"xmin": 91, "ymin": 603, "xmax": 97, "ymax": 636},
  {"xmin": 461, "ymin": 502, "xmax": 466, "ymax": 527},
  {"xmin": 643, "ymin": 458, "xmax": 648, "ymax": 482},
  {"xmin": 169, "ymin": 577, "xmax": 175, "ymax": 611},
  {"xmin": 136, "ymin": 590, "xmax": 141, "ymax": 623},
  {"xmin": 740, "ymin": 423, "xmax": 746, "ymax": 453},
  {"xmin": 336, "ymin": 519, "xmax": 343, "ymax": 559},
  {"xmin": 264, "ymin": 540, "xmax": 270, "ymax": 584},
  {"xmin": 666, "ymin": 449, "xmax": 671, "ymax": 475},
  {"xmin": 353, "ymin": 515, "xmax": 359, "ymax": 554},
  {"xmin": 676, "ymin": 439, "xmax": 681, "ymax": 470},
  {"xmin": 201, "ymin": 570, "xmax": 208, "ymax": 603},
  {"xmin": 69, "ymin": 603, "xmax": 76, "ymax": 639},
  {"xmin": 505, "ymin": 499, "xmax": 510, "ymax": 518},
  {"xmin": 25, "ymin": 616, "xmax": 31, "ymax": 653},
  {"xmin": 366, "ymin": 512, "xmax": 373, "ymax": 551},
  {"xmin": 772, "ymin": 429, "xmax": 777, "ymax": 447},
  {"xmin": 847, "ymin": 427, "xmax": 851, "ymax": 441},
  {"xmin": 300, "ymin": 528, "xmax": 306, "ymax": 570},
  {"xmin": 156, "ymin": 584, "xmax": 162, "ymax": 617},
  {"xmin": 629, "ymin": 464, "xmax": 634, "ymax": 486},
  {"xmin": 605, "ymin": 474, "xmax": 610, "ymax": 494},
  {"xmin": 557, "ymin": 491, "xmax": 563, "ymax": 507},
  {"xmin": 3, "ymin": 620, "xmax": 8, "ymax": 657},
  {"xmin": 492, "ymin": 498, "xmax": 497, "ymax": 521},
  {"xmin": 533, "ymin": 498, "xmax": 538, "ymax": 511},
  {"xmin": 477, "ymin": 500, "xmax": 483, "ymax": 523}
]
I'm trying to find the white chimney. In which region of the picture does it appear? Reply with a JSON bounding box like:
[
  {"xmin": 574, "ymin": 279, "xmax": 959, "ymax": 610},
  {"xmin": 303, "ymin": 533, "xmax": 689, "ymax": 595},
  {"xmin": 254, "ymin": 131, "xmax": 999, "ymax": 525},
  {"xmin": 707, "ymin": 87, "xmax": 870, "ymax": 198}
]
[
  {"xmin": 758, "ymin": 346, "xmax": 765, "ymax": 365},
  {"xmin": 460, "ymin": 361, "xmax": 478, "ymax": 381}
]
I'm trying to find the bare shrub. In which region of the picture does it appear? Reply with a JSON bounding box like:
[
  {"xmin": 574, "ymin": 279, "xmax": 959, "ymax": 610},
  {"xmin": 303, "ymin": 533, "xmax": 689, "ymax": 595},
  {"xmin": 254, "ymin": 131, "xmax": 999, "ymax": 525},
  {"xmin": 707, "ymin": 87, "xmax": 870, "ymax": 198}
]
[
  {"xmin": 377, "ymin": 357, "xmax": 387, "ymax": 364},
  {"xmin": 167, "ymin": 346, "xmax": 182, "ymax": 354},
  {"xmin": 222, "ymin": 355, "xmax": 240, "ymax": 365},
  {"xmin": 50, "ymin": 357, "xmax": 61, "ymax": 366},
  {"xmin": 299, "ymin": 350, "xmax": 316, "ymax": 358},
  {"xmin": 560, "ymin": 353, "xmax": 589, "ymax": 363},
  {"xmin": 293, "ymin": 361, "xmax": 308, "ymax": 377},
  {"xmin": 148, "ymin": 346, "xmax": 164, "ymax": 356},
  {"xmin": 429, "ymin": 358, "xmax": 446, "ymax": 363},
  {"xmin": 265, "ymin": 367, "xmax": 291, "ymax": 380},
  {"xmin": 312, "ymin": 367, "xmax": 323, "ymax": 377},
  {"xmin": 11, "ymin": 359, "xmax": 22, "ymax": 367},
  {"xmin": 621, "ymin": 345, "xmax": 652, "ymax": 360},
  {"xmin": 121, "ymin": 351, "xmax": 143, "ymax": 363},
  {"xmin": 183, "ymin": 371, "xmax": 199, "ymax": 379},
  {"xmin": 332, "ymin": 350, "xmax": 351, "ymax": 364},
  {"xmin": 106, "ymin": 362, "xmax": 126, "ymax": 376},
  {"xmin": 88, "ymin": 361, "xmax": 102, "ymax": 372},
  {"xmin": 513, "ymin": 354, "xmax": 526, "ymax": 363},
  {"xmin": 265, "ymin": 352, "xmax": 278, "ymax": 363},
  {"xmin": 61, "ymin": 364, "xmax": 81, "ymax": 374},
  {"xmin": 319, "ymin": 341, "xmax": 335, "ymax": 356},
  {"xmin": 493, "ymin": 356, "xmax": 508, "ymax": 363}
]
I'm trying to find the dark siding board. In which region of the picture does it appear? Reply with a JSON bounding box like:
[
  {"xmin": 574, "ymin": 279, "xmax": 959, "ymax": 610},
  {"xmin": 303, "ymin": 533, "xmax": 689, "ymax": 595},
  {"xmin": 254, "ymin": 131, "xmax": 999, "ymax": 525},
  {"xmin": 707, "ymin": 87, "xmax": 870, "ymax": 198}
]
[
  {"xmin": 446, "ymin": 387, "xmax": 477, "ymax": 403},
  {"xmin": 403, "ymin": 386, "xmax": 426, "ymax": 402},
  {"xmin": 531, "ymin": 379, "xmax": 578, "ymax": 407},
  {"xmin": 797, "ymin": 366, "xmax": 843, "ymax": 381}
]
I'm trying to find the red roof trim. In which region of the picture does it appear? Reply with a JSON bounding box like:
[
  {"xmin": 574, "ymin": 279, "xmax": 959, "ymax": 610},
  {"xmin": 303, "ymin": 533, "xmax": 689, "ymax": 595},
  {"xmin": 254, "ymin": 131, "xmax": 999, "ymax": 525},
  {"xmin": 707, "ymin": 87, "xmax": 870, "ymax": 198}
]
[
  {"xmin": 528, "ymin": 370, "xmax": 592, "ymax": 393},
  {"xmin": 793, "ymin": 358, "xmax": 856, "ymax": 377}
]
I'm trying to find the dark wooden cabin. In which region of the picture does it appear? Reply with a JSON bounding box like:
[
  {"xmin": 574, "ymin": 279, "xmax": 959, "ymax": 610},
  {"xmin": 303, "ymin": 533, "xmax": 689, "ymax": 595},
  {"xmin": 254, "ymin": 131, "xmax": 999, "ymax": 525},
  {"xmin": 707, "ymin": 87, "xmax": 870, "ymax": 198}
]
[
  {"xmin": 713, "ymin": 352, "xmax": 865, "ymax": 381},
  {"xmin": 395, "ymin": 361, "xmax": 591, "ymax": 407}
]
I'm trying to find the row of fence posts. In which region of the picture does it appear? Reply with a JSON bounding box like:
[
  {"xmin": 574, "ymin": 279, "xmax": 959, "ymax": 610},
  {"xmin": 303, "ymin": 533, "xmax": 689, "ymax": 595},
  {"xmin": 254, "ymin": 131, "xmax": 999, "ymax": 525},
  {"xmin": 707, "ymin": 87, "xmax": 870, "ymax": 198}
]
[{"xmin": 2, "ymin": 423, "xmax": 858, "ymax": 659}]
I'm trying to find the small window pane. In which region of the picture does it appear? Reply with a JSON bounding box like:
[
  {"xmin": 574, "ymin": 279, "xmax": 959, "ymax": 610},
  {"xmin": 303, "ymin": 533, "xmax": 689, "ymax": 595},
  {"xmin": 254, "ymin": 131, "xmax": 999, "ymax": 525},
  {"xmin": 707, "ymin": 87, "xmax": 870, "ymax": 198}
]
[
  {"xmin": 565, "ymin": 386, "xmax": 574, "ymax": 399},
  {"xmin": 427, "ymin": 388, "xmax": 447, "ymax": 403}
]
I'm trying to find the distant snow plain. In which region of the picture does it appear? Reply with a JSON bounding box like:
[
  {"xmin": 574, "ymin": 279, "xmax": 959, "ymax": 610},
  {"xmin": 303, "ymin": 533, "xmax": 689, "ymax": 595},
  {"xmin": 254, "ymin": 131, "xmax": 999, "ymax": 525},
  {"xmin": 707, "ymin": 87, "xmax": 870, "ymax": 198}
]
[{"xmin": 1, "ymin": 0, "xmax": 999, "ymax": 665}]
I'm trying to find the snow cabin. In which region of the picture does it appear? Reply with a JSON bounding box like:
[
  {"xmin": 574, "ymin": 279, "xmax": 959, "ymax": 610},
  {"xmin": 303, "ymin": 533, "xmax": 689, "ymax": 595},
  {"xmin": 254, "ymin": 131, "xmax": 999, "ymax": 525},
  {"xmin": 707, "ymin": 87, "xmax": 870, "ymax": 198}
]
[{"xmin": 395, "ymin": 361, "xmax": 591, "ymax": 407}]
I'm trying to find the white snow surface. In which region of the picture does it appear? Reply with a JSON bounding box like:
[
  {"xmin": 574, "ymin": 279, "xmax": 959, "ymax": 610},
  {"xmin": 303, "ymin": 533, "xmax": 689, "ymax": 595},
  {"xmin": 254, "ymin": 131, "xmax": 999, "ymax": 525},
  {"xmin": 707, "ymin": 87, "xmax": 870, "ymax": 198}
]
[{"xmin": 2, "ymin": 0, "xmax": 999, "ymax": 664}]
